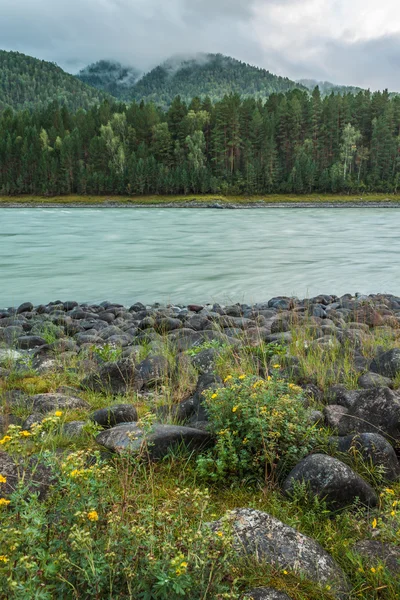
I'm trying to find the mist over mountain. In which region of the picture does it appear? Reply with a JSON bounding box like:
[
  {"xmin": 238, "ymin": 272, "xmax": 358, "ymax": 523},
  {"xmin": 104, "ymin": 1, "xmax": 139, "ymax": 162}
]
[
  {"xmin": 77, "ymin": 53, "xmax": 307, "ymax": 107},
  {"xmin": 77, "ymin": 60, "xmax": 142, "ymax": 100},
  {"xmin": 297, "ymin": 79, "xmax": 364, "ymax": 96}
]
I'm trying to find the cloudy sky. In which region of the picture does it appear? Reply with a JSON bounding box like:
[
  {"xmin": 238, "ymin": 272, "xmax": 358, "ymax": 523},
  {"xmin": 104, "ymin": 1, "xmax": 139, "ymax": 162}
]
[{"xmin": 1, "ymin": 0, "xmax": 400, "ymax": 90}]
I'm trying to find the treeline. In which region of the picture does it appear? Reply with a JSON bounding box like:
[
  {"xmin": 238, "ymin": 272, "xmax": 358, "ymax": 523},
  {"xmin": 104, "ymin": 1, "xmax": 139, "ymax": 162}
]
[{"xmin": 1, "ymin": 87, "xmax": 400, "ymax": 196}]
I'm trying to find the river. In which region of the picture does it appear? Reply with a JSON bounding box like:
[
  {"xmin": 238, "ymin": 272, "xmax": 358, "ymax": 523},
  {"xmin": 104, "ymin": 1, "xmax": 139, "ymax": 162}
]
[{"xmin": 0, "ymin": 208, "xmax": 399, "ymax": 306}]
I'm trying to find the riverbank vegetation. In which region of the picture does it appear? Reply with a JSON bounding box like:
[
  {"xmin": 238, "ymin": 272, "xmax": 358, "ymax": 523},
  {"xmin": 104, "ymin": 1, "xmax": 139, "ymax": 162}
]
[
  {"xmin": 1, "ymin": 296, "xmax": 400, "ymax": 598},
  {"xmin": 1, "ymin": 194, "xmax": 400, "ymax": 206},
  {"xmin": 1, "ymin": 88, "xmax": 400, "ymax": 197}
]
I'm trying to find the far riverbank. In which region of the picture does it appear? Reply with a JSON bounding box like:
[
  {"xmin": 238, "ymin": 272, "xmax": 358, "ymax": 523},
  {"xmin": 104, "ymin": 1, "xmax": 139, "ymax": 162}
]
[{"xmin": 1, "ymin": 194, "xmax": 400, "ymax": 208}]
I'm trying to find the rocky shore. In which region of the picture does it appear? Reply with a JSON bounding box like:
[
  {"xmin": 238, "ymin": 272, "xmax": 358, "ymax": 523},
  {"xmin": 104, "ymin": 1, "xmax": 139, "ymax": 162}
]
[{"xmin": 1, "ymin": 293, "xmax": 400, "ymax": 598}]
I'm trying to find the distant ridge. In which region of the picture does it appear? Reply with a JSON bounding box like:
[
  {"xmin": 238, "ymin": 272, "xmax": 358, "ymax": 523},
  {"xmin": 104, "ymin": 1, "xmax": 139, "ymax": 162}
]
[
  {"xmin": 78, "ymin": 53, "xmax": 307, "ymax": 107},
  {"xmin": 0, "ymin": 50, "xmax": 105, "ymax": 111}
]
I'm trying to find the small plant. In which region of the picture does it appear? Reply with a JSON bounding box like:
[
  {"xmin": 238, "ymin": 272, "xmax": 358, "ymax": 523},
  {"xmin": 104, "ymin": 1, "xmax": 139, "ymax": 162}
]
[
  {"xmin": 186, "ymin": 339, "xmax": 226, "ymax": 357},
  {"xmin": 196, "ymin": 372, "xmax": 322, "ymax": 483},
  {"xmin": 91, "ymin": 342, "xmax": 123, "ymax": 363}
]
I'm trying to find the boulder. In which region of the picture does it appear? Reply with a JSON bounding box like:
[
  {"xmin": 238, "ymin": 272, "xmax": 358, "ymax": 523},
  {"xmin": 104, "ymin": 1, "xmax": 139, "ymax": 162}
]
[
  {"xmin": 191, "ymin": 348, "xmax": 219, "ymax": 374},
  {"xmin": 134, "ymin": 355, "xmax": 169, "ymax": 390},
  {"xmin": 96, "ymin": 423, "xmax": 212, "ymax": 459},
  {"xmin": 282, "ymin": 454, "xmax": 378, "ymax": 509},
  {"xmin": 16, "ymin": 335, "xmax": 47, "ymax": 349},
  {"xmin": 337, "ymin": 387, "xmax": 400, "ymax": 441},
  {"xmin": 370, "ymin": 348, "xmax": 400, "ymax": 379},
  {"xmin": 324, "ymin": 405, "xmax": 349, "ymax": 429},
  {"xmin": 331, "ymin": 433, "xmax": 400, "ymax": 481},
  {"xmin": 91, "ymin": 404, "xmax": 138, "ymax": 428},
  {"xmin": 30, "ymin": 393, "xmax": 89, "ymax": 414},
  {"xmin": 16, "ymin": 302, "xmax": 34, "ymax": 314},
  {"xmin": 358, "ymin": 371, "xmax": 393, "ymax": 389},
  {"xmin": 63, "ymin": 421, "xmax": 87, "ymax": 437},
  {"xmin": 81, "ymin": 358, "xmax": 136, "ymax": 394},
  {"xmin": 210, "ymin": 509, "xmax": 349, "ymax": 598}
]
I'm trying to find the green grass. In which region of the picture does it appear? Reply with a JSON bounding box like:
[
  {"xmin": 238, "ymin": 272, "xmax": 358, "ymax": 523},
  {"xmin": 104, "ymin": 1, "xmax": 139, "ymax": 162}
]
[
  {"xmin": 1, "ymin": 320, "xmax": 400, "ymax": 598},
  {"xmin": 1, "ymin": 193, "xmax": 400, "ymax": 206}
]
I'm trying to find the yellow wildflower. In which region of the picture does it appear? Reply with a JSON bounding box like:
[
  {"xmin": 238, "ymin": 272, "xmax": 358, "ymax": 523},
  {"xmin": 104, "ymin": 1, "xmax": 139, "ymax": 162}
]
[
  {"xmin": 87, "ymin": 510, "xmax": 99, "ymax": 521},
  {"xmin": 232, "ymin": 406, "xmax": 239, "ymax": 413},
  {"xmin": 238, "ymin": 375, "xmax": 246, "ymax": 380},
  {"xmin": 391, "ymin": 511, "xmax": 396, "ymax": 517},
  {"xmin": 211, "ymin": 393, "xmax": 218, "ymax": 399},
  {"xmin": 370, "ymin": 567, "xmax": 376, "ymax": 574},
  {"xmin": 242, "ymin": 438, "xmax": 248, "ymax": 445},
  {"xmin": 384, "ymin": 488, "xmax": 394, "ymax": 495},
  {"xmin": 216, "ymin": 531, "xmax": 223, "ymax": 537},
  {"xmin": 0, "ymin": 555, "xmax": 9, "ymax": 563},
  {"xmin": 0, "ymin": 436, "xmax": 11, "ymax": 445},
  {"xmin": 283, "ymin": 570, "xmax": 288, "ymax": 575},
  {"xmin": 180, "ymin": 561, "xmax": 188, "ymax": 568},
  {"xmin": 267, "ymin": 375, "xmax": 272, "ymax": 381},
  {"xmin": 224, "ymin": 375, "xmax": 232, "ymax": 382},
  {"xmin": 0, "ymin": 475, "xmax": 6, "ymax": 484},
  {"xmin": 272, "ymin": 364, "xmax": 281, "ymax": 369},
  {"xmin": 54, "ymin": 411, "xmax": 63, "ymax": 417},
  {"xmin": 19, "ymin": 431, "xmax": 31, "ymax": 438},
  {"xmin": 0, "ymin": 498, "xmax": 11, "ymax": 507},
  {"xmin": 371, "ymin": 518, "xmax": 377, "ymax": 529}
]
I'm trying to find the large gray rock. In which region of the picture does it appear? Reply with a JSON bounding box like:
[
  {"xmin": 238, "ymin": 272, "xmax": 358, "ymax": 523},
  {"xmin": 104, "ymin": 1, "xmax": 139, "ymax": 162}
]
[
  {"xmin": 370, "ymin": 348, "xmax": 400, "ymax": 379},
  {"xmin": 331, "ymin": 433, "xmax": 400, "ymax": 481},
  {"xmin": 337, "ymin": 387, "xmax": 400, "ymax": 441},
  {"xmin": 242, "ymin": 589, "xmax": 293, "ymax": 600},
  {"xmin": 282, "ymin": 454, "xmax": 378, "ymax": 509},
  {"xmin": 191, "ymin": 348, "xmax": 219, "ymax": 374},
  {"xmin": 96, "ymin": 423, "xmax": 212, "ymax": 458},
  {"xmin": 91, "ymin": 404, "xmax": 138, "ymax": 428},
  {"xmin": 358, "ymin": 371, "xmax": 393, "ymax": 389},
  {"xmin": 30, "ymin": 393, "xmax": 89, "ymax": 414},
  {"xmin": 16, "ymin": 335, "xmax": 47, "ymax": 349},
  {"xmin": 210, "ymin": 509, "xmax": 349, "ymax": 598},
  {"xmin": 81, "ymin": 358, "xmax": 136, "ymax": 394},
  {"xmin": 134, "ymin": 355, "xmax": 169, "ymax": 390}
]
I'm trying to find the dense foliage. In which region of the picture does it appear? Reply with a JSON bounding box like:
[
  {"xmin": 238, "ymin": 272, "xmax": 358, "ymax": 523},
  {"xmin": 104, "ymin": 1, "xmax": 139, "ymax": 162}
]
[
  {"xmin": 1, "ymin": 86, "xmax": 400, "ymax": 195},
  {"xmin": 0, "ymin": 51, "xmax": 105, "ymax": 112}
]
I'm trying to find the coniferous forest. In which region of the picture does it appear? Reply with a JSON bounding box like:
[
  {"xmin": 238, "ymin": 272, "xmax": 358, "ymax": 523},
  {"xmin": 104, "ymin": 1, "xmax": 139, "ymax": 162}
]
[{"xmin": 1, "ymin": 87, "xmax": 400, "ymax": 196}]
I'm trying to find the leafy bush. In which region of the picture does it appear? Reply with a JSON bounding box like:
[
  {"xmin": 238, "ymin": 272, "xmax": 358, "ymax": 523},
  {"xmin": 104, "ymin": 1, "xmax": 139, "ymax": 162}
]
[{"xmin": 196, "ymin": 372, "xmax": 321, "ymax": 483}]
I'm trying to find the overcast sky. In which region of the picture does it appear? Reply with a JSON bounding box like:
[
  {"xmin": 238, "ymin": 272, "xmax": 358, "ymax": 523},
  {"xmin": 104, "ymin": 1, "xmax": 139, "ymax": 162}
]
[{"xmin": 1, "ymin": 0, "xmax": 400, "ymax": 90}]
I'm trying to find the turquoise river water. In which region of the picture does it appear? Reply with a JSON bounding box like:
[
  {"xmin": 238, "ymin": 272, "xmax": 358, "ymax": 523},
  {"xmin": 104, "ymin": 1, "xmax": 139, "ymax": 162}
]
[{"xmin": 0, "ymin": 208, "xmax": 399, "ymax": 306}]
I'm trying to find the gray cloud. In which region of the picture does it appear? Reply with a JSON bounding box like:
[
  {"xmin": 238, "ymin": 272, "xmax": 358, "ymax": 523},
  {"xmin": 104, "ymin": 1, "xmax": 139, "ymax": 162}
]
[{"xmin": 0, "ymin": 0, "xmax": 399, "ymax": 90}]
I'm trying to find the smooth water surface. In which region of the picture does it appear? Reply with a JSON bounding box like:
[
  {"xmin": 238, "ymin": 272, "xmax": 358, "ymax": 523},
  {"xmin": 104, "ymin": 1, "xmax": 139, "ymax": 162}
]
[{"xmin": 0, "ymin": 208, "xmax": 399, "ymax": 306}]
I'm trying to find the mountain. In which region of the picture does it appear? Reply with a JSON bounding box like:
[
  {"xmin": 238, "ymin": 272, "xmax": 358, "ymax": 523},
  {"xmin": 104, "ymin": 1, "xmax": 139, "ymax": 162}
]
[
  {"xmin": 0, "ymin": 50, "xmax": 106, "ymax": 112},
  {"xmin": 297, "ymin": 78, "xmax": 364, "ymax": 96},
  {"xmin": 77, "ymin": 60, "xmax": 142, "ymax": 100},
  {"xmin": 78, "ymin": 53, "xmax": 306, "ymax": 107}
]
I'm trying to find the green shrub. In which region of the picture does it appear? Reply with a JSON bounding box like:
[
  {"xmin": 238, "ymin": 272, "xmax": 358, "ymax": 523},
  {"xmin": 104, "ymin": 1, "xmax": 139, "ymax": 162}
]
[{"xmin": 196, "ymin": 372, "xmax": 321, "ymax": 483}]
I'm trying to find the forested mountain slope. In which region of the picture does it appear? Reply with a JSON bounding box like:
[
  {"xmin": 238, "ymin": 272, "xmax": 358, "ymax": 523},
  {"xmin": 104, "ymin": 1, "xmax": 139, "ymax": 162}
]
[
  {"xmin": 0, "ymin": 50, "xmax": 105, "ymax": 111},
  {"xmin": 78, "ymin": 53, "xmax": 306, "ymax": 107}
]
